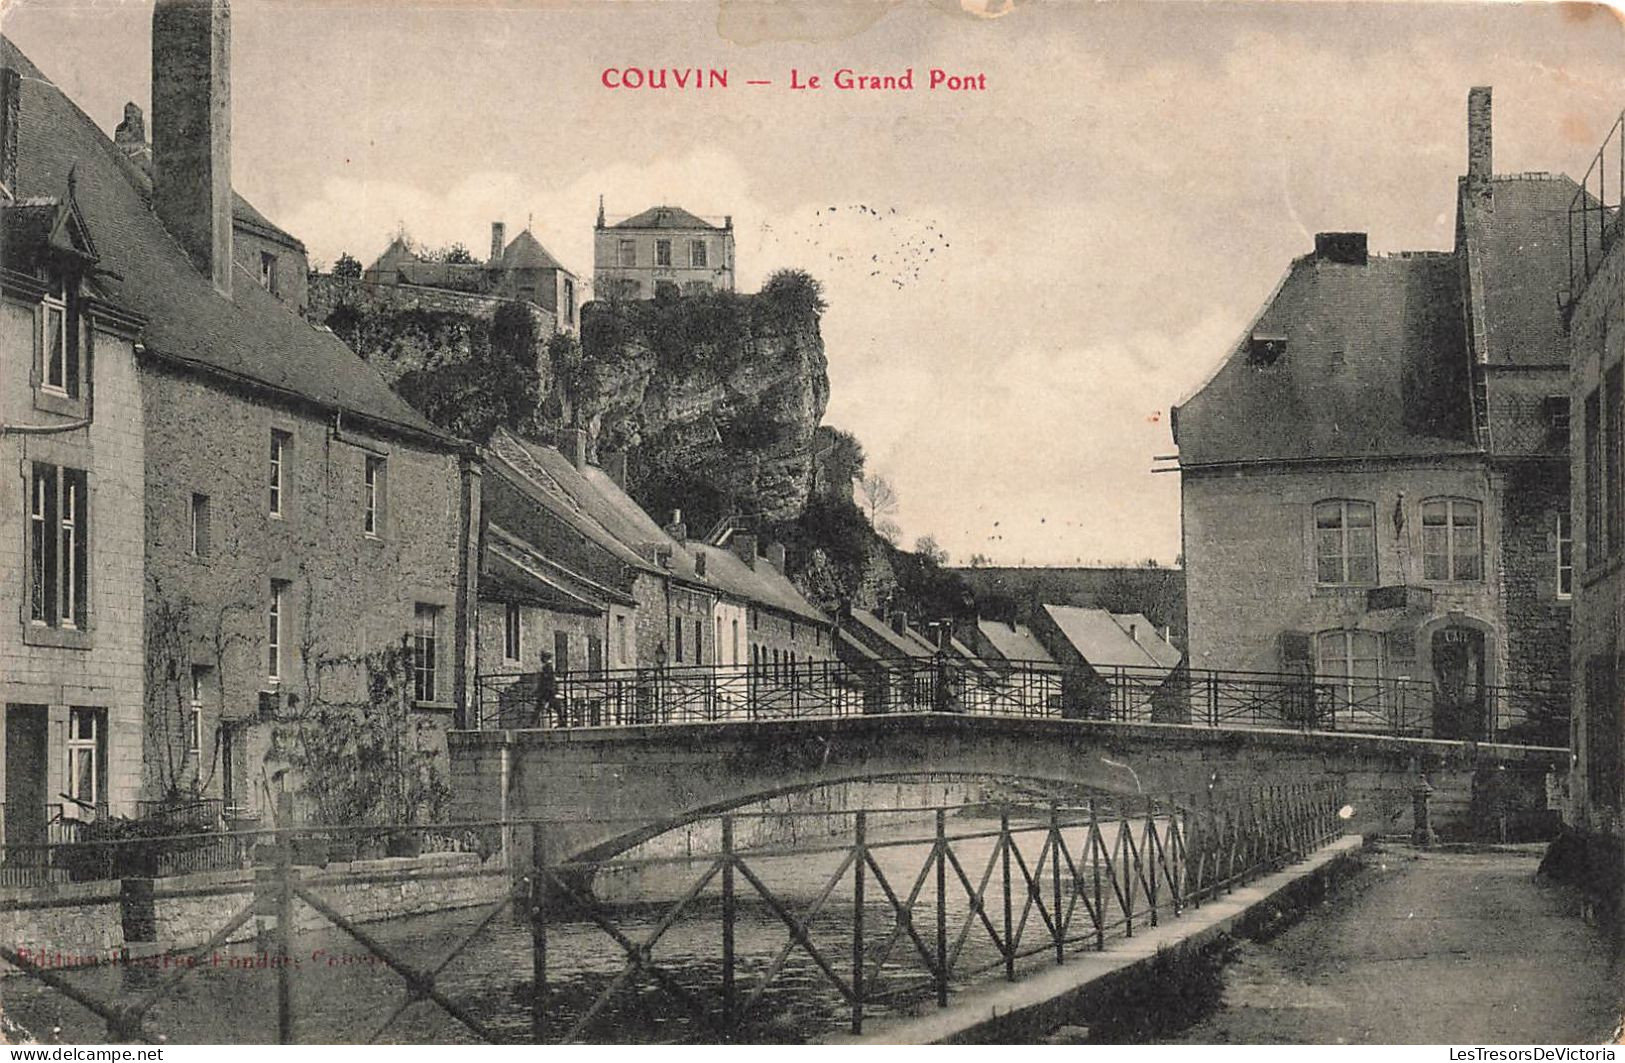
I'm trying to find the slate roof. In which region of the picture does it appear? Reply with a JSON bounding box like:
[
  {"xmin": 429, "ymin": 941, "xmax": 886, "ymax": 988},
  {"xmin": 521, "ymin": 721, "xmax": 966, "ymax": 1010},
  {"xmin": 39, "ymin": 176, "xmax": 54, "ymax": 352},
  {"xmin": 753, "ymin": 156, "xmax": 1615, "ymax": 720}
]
[
  {"xmin": 843, "ymin": 609, "xmax": 934, "ymax": 660},
  {"xmin": 1112, "ymin": 612, "xmax": 1182, "ymax": 670},
  {"xmin": 482, "ymin": 536, "xmax": 613, "ymax": 615},
  {"xmin": 1459, "ymin": 174, "xmax": 1584, "ymax": 367},
  {"xmin": 976, "ymin": 620, "xmax": 1058, "ymax": 666},
  {"xmin": 1174, "ymin": 251, "xmax": 1476, "ymax": 466},
  {"xmin": 612, "ymin": 205, "xmax": 720, "ymax": 231},
  {"xmin": 483, "ymin": 436, "xmax": 655, "ymax": 574},
  {"xmin": 1, "ymin": 36, "xmax": 450, "ymax": 444},
  {"xmin": 685, "ymin": 542, "xmax": 830, "ymax": 626},
  {"xmin": 500, "ymin": 229, "xmax": 569, "ymax": 272},
  {"xmin": 1041, "ymin": 605, "xmax": 1181, "ymax": 674}
]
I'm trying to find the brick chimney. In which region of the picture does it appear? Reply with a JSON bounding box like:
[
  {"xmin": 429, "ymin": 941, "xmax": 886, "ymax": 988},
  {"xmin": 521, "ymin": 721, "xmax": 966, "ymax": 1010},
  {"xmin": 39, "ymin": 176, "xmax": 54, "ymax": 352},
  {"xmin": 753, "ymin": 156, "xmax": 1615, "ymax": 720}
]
[
  {"xmin": 890, "ymin": 611, "xmax": 909, "ymax": 636},
  {"xmin": 489, "ymin": 221, "xmax": 506, "ymax": 265},
  {"xmin": 0, "ymin": 67, "xmax": 18, "ymax": 201},
  {"xmin": 1468, "ymin": 86, "xmax": 1493, "ymax": 188},
  {"xmin": 765, "ymin": 542, "xmax": 786, "ymax": 570},
  {"xmin": 732, "ymin": 532, "xmax": 759, "ymax": 568},
  {"xmin": 151, "ymin": 0, "xmax": 233, "ymax": 296},
  {"xmin": 665, "ymin": 509, "xmax": 687, "ymax": 543},
  {"xmin": 1313, "ymin": 232, "xmax": 1367, "ymax": 266},
  {"xmin": 114, "ymin": 102, "xmax": 151, "ymax": 164}
]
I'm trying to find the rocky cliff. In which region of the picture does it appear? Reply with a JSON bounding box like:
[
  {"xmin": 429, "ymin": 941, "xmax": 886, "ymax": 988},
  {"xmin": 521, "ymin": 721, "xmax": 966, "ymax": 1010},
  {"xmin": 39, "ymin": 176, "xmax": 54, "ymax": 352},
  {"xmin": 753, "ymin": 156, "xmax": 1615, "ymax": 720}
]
[{"xmin": 570, "ymin": 273, "xmax": 830, "ymax": 533}]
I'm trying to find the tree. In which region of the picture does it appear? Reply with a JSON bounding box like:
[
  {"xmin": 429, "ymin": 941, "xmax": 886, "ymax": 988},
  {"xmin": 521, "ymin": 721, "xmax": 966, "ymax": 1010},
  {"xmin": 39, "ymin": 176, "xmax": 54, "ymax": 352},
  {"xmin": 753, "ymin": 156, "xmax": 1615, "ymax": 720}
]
[
  {"xmin": 857, "ymin": 474, "xmax": 900, "ymax": 525},
  {"xmin": 813, "ymin": 426, "xmax": 866, "ymax": 500},
  {"xmin": 394, "ymin": 301, "xmax": 542, "ymax": 441},
  {"xmin": 877, "ymin": 518, "xmax": 901, "ymax": 545},
  {"xmin": 914, "ymin": 534, "xmax": 948, "ymax": 566},
  {"xmin": 967, "ymin": 553, "xmax": 992, "ymax": 568},
  {"xmin": 332, "ymin": 252, "xmax": 363, "ymax": 280}
]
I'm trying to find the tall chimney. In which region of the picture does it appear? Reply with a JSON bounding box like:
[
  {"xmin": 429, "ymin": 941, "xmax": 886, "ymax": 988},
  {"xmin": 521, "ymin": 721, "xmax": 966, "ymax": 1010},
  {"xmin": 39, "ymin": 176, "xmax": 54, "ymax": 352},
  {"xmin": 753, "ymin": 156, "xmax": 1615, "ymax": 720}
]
[
  {"xmin": 665, "ymin": 509, "xmax": 687, "ymax": 543},
  {"xmin": 563, "ymin": 427, "xmax": 589, "ymax": 470},
  {"xmin": 489, "ymin": 221, "xmax": 506, "ymax": 265},
  {"xmin": 765, "ymin": 542, "xmax": 786, "ymax": 570},
  {"xmin": 0, "ymin": 67, "xmax": 19, "ymax": 201},
  {"xmin": 1468, "ymin": 86, "xmax": 1493, "ymax": 188},
  {"xmin": 732, "ymin": 532, "xmax": 758, "ymax": 567},
  {"xmin": 152, "ymin": 0, "xmax": 233, "ymax": 296},
  {"xmin": 114, "ymin": 102, "xmax": 150, "ymax": 163},
  {"xmin": 601, "ymin": 450, "xmax": 627, "ymax": 489}
]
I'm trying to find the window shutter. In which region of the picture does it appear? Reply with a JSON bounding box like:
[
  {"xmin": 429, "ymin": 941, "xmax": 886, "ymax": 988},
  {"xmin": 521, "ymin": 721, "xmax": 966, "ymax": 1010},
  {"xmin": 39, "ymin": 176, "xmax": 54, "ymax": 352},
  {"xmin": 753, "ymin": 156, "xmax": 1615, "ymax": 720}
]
[{"xmin": 1278, "ymin": 630, "xmax": 1312, "ymax": 664}]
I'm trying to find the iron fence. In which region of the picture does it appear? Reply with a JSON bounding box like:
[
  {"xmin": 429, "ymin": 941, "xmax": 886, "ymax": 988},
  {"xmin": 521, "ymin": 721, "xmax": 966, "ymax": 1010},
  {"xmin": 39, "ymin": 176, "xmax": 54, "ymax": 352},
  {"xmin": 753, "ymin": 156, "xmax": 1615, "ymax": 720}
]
[
  {"xmin": 475, "ymin": 657, "xmax": 1568, "ymax": 746},
  {"xmin": 0, "ymin": 782, "xmax": 1346, "ymax": 1044}
]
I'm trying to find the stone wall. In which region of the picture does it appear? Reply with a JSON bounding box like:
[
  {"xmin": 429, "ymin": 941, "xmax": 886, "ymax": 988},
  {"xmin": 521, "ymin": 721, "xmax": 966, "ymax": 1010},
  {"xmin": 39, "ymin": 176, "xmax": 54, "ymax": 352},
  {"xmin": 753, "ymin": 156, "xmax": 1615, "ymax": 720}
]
[
  {"xmin": 0, "ymin": 852, "xmax": 508, "ymax": 973},
  {"xmin": 138, "ymin": 360, "xmax": 476, "ymax": 815},
  {"xmin": 1494, "ymin": 462, "xmax": 1571, "ymax": 690}
]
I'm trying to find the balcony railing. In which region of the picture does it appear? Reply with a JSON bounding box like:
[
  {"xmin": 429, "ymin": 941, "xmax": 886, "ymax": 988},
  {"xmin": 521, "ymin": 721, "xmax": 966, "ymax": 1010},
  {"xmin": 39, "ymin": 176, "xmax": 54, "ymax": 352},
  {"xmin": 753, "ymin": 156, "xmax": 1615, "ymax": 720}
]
[
  {"xmin": 1567, "ymin": 108, "xmax": 1625, "ymax": 305},
  {"xmin": 473, "ymin": 658, "xmax": 1569, "ymax": 747}
]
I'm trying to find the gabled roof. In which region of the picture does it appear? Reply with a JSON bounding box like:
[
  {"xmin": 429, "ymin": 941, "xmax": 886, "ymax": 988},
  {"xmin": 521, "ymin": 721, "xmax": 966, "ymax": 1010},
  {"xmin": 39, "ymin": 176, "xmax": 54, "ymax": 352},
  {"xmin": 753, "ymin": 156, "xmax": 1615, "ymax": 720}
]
[
  {"xmin": 977, "ymin": 620, "xmax": 1057, "ymax": 667},
  {"xmin": 843, "ymin": 609, "xmax": 934, "ymax": 660},
  {"xmin": 1175, "ymin": 251, "xmax": 1475, "ymax": 466},
  {"xmin": 1112, "ymin": 612, "xmax": 1182, "ymax": 670},
  {"xmin": 501, "ymin": 229, "xmax": 569, "ymax": 272},
  {"xmin": 1458, "ymin": 174, "xmax": 1583, "ymax": 368},
  {"xmin": 1, "ymin": 36, "xmax": 450, "ymax": 445},
  {"xmin": 484, "ymin": 436, "xmax": 656, "ymax": 574},
  {"xmin": 685, "ymin": 542, "xmax": 830, "ymax": 626},
  {"xmin": 1041, "ymin": 605, "xmax": 1182, "ymax": 674},
  {"xmin": 612, "ymin": 205, "xmax": 720, "ymax": 231}
]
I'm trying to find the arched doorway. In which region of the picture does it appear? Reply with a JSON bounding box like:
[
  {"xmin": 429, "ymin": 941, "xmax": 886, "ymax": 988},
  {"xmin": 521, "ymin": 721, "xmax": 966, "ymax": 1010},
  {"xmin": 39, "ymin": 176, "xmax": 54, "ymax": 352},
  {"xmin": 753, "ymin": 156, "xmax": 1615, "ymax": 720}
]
[{"xmin": 1430, "ymin": 624, "xmax": 1488, "ymax": 739}]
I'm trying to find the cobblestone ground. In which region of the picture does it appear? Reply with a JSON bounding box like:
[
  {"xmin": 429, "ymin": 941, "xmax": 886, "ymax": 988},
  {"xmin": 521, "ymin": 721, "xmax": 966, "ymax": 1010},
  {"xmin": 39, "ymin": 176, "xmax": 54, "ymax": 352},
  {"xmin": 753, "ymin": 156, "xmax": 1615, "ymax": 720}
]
[{"xmin": 1163, "ymin": 842, "xmax": 1622, "ymax": 1044}]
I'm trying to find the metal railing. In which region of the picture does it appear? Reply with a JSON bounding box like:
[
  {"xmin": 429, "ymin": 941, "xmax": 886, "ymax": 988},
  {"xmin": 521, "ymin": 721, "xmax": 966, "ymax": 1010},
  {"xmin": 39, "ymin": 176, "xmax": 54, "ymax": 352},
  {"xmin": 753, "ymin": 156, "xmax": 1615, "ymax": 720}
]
[
  {"xmin": 475, "ymin": 658, "xmax": 1568, "ymax": 747},
  {"xmin": 1568, "ymin": 108, "xmax": 1625, "ymax": 304},
  {"xmin": 0, "ymin": 783, "xmax": 1346, "ymax": 1044}
]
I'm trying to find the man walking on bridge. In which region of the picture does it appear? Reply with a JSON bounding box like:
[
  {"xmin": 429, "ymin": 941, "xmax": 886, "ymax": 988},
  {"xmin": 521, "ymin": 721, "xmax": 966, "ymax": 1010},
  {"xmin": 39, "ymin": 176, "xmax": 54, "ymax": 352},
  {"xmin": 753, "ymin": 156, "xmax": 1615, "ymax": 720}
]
[{"xmin": 531, "ymin": 651, "xmax": 563, "ymax": 728}]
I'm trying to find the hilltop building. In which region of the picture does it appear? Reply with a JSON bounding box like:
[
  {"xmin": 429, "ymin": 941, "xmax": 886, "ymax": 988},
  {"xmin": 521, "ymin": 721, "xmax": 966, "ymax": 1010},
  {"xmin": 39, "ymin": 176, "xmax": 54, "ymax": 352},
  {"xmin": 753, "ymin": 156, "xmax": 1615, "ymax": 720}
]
[
  {"xmin": 361, "ymin": 221, "xmax": 578, "ymax": 333},
  {"xmin": 1174, "ymin": 87, "xmax": 1573, "ymax": 743},
  {"xmin": 593, "ymin": 199, "xmax": 735, "ymax": 299}
]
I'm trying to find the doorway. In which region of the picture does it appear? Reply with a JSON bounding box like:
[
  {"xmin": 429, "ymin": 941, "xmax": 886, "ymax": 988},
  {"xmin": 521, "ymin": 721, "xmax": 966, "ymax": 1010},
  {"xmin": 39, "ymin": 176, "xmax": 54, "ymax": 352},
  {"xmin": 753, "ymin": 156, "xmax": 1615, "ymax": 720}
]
[
  {"xmin": 1431, "ymin": 626, "xmax": 1487, "ymax": 739},
  {"xmin": 4, "ymin": 705, "xmax": 49, "ymax": 848}
]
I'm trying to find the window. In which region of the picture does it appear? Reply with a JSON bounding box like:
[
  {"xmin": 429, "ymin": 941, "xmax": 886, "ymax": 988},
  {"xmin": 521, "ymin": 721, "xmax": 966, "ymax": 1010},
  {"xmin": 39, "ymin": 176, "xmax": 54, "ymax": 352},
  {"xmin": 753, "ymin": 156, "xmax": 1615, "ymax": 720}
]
[
  {"xmin": 268, "ymin": 580, "xmax": 289, "ymax": 681},
  {"xmin": 655, "ymin": 239, "xmax": 672, "ymax": 266},
  {"xmin": 1313, "ymin": 500, "xmax": 1376, "ymax": 585},
  {"xmin": 259, "ymin": 251, "xmax": 278, "ymax": 294},
  {"xmin": 28, "ymin": 463, "xmax": 88, "ymax": 629},
  {"xmin": 269, "ymin": 430, "xmax": 290, "ymax": 517},
  {"xmin": 413, "ymin": 604, "xmax": 440, "ymax": 703},
  {"xmin": 1545, "ymin": 396, "xmax": 1572, "ymax": 438},
  {"xmin": 655, "ymin": 280, "xmax": 679, "ymax": 299},
  {"xmin": 190, "ymin": 493, "xmax": 210, "ymax": 557},
  {"xmin": 1587, "ymin": 387, "xmax": 1603, "ymax": 559},
  {"xmin": 617, "ymin": 615, "xmax": 631, "ymax": 666},
  {"xmin": 675, "ymin": 617, "xmax": 685, "ymax": 663},
  {"xmin": 363, "ymin": 456, "xmax": 385, "ymax": 537},
  {"xmin": 732, "ymin": 618, "xmax": 741, "ymax": 664},
  {"xmin": 554, "ymin": 630, "xmax": 570, "ymax": 673},
  {"xmin": 1246, "ymin": 334, "xmax": 1286, "ymax": 367},
  {"xmin": 37, "ymin": 274, "xmax": 81, "ymax": 401},
  {"xmin": 1422, "ymin": 499, "xmax": 1482, "ymax": 581},
  {"xmin": 1585, "ymin": 654, "xmax": 1623, "ymax": 814},
  {"xmin": 189, "ymin": 666, "xmax": 208, "ymax": 755},
  {"xmin": 65, "ymin": 708, "xmax": 102, "ymax": 813},
  {"xmin": 504, "ymin": 602, "xmax": 522, "ymax": 662},
  {"xmin": 690, "ymin": 240, "xmax": 708, "ymax": 268},
  {"xmin": 618, "ymin": 239, "xmax": 636, "ymax": 267},
  {"xmin": 587, "ymin": 634, "xmax": 604, "ymax": 673},
  {"xmin": 693, "ymin": 619, "xmax": 703, "ymax": 664},
  {"xmin": 563, "ymin": 278, "xmax": 575, "ymax": 325},
  {"xmin": 1316, "ymin": 630, "xmax": 1383, "ymax": 715},
  {"xmin": 1557, "ymin": 512, "xmax": 1574, "ymax": 600}
]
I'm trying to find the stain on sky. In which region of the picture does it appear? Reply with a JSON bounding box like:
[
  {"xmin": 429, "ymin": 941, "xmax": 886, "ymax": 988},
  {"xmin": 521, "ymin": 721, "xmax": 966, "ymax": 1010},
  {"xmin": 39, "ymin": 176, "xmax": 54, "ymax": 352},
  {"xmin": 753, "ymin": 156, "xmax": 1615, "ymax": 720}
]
[{"xmin": 759, "ymin": 204, "xmax": 950, "ymax": 290}]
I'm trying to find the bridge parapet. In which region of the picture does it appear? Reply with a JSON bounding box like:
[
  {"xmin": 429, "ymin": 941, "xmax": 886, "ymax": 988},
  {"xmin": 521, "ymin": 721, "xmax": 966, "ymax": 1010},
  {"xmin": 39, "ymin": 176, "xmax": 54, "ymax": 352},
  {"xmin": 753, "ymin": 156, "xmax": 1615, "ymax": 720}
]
[{"xmin": 449, "ymin": 713, "xmax": 1567, "ymax": 868}]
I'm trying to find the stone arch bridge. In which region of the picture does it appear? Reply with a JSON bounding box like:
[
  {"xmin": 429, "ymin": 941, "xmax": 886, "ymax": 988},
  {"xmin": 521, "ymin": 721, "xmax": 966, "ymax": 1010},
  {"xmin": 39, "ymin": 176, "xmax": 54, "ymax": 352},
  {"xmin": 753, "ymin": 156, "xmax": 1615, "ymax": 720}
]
[{"xmin": 447, "ymin": 714, "xmax": 1565, "ymax": 865}]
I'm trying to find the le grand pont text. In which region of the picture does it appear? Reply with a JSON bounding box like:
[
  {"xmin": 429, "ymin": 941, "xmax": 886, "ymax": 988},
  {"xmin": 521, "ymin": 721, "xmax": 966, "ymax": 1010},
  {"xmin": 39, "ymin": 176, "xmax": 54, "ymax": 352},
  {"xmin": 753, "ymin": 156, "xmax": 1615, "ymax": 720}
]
[{"xmin": 600, "ymin": 67, "xmax": 988, "ymax": 92}]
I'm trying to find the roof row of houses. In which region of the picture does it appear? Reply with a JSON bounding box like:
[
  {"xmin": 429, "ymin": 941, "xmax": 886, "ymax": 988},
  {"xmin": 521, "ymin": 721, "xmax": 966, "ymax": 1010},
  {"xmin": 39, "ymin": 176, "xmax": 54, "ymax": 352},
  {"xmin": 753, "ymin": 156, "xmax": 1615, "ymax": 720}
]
[{"xmin": 0, "ymin": 4, "xmax": 803, "ymax": 841}]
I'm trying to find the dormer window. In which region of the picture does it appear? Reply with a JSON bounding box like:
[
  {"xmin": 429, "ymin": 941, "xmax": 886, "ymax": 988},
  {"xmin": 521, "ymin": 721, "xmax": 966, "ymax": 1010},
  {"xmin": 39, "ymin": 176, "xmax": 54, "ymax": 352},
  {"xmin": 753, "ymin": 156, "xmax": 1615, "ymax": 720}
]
[{"xmin": 259, "ymin": 251, "xmax": 278, "ymax": 294}]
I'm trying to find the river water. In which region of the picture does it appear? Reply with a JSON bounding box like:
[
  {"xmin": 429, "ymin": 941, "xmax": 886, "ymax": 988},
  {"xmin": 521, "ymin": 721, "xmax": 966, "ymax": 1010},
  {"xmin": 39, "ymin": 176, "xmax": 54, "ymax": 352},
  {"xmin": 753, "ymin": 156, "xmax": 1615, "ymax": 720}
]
[{"xmin": 4, "ymin": 812, "xmax": 1175, "ymax": 1044}]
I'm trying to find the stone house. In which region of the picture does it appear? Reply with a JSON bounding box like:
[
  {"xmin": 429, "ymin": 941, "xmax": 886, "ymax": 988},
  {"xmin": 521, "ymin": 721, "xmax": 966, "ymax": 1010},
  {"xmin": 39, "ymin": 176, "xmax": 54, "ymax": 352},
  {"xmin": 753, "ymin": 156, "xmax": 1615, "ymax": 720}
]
[
  {"xmin": 361, "ymin": 220, "xmax": 577, "ymax": 334},
  {"xmin": 593, "ymin": 201, "xmax": 736, "ymax": 299},
  {"xmin": 475, "ymin": 428, "xmax": 831, "ymax": 724},
  {"xmin": 1028, "ymin": 605, "xmax": 1184, "ymax": 722},
  {"xmin": 1563, "ymin": 108, "xmax": 1625, "ymax": 930},
  {"xmin": 1174, "ymin": 88, "xmax": 1574, "ymax": 743},
  {"xmin": 0, "ymin": 57, "xmax": 149, "ymax": 844},
  {"xmin": 5, "ymin": 5, "xmax": 482, "ymax": 827}
]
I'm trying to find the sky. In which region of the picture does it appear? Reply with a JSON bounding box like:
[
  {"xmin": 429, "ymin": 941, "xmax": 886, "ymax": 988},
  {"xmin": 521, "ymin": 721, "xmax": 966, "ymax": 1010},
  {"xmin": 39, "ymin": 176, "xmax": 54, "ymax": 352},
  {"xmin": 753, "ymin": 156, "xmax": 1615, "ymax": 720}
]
[{"xmin": 4, "ymin": 0, "xmax": 1624, "ymax": 566}]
